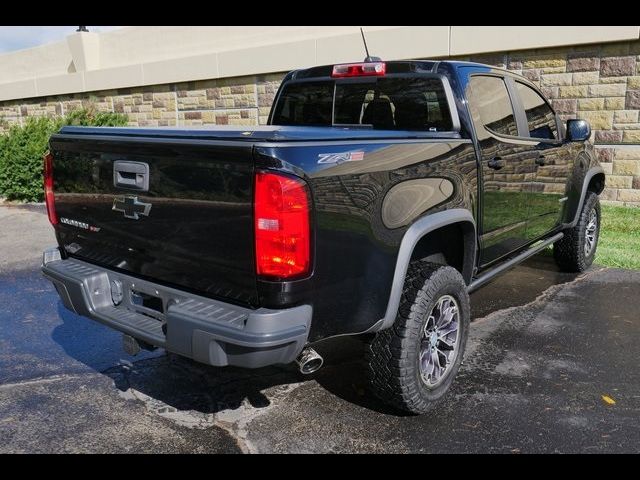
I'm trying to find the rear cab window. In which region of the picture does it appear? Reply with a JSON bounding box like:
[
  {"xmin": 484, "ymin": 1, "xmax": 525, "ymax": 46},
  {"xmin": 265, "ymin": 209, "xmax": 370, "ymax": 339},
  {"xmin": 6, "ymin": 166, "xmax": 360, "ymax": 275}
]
[{"xmin": 271, "ymin": 76, "xmax": 455, "ymax": 132}]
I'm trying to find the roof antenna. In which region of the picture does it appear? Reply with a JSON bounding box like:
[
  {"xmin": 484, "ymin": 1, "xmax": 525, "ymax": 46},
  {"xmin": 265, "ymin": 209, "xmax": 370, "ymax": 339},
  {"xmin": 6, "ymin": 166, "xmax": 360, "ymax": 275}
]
[{"xmin": 360, "ymin": 28, "xmax": 381, "ymax": 63}]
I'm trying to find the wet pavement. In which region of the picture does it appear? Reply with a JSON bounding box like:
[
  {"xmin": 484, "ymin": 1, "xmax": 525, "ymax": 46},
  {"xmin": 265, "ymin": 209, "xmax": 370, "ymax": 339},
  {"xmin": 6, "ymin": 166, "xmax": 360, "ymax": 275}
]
[{"xmin": 0, "ymin": 205, "xmax": 638, "ymax": 453}]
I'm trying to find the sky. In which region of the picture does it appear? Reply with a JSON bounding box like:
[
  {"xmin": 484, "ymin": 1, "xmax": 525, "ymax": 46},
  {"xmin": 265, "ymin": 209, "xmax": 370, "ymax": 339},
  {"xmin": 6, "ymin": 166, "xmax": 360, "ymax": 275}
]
[{"xmin": 0, "ymin": 26, "xmax": 124, "ymax": 54}]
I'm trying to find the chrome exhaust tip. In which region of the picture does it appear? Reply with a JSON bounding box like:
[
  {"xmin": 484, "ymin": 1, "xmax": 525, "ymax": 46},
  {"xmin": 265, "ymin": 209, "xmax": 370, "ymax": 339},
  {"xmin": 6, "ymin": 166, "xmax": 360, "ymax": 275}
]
[{"xmin": 296, "ymin": 347, "xmax": 323, "ymax": 375}]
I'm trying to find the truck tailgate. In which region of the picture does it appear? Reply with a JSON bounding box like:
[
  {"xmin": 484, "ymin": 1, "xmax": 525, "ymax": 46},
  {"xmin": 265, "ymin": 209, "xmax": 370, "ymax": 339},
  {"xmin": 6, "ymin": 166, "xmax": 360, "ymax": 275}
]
[{"xmin": 49, "ymin": 132, "xmax": 258, "ymax": 306}]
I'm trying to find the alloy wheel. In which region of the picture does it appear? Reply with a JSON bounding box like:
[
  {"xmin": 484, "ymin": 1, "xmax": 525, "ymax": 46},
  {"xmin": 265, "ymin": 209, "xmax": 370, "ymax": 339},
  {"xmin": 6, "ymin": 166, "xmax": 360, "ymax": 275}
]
[
  {"xmin": 584, "ymin": 208, "xmax": 598, "ymax": 257},
  {"xmin": 419, "ymin": 295, "xmax": 461, "ymax": 387}
]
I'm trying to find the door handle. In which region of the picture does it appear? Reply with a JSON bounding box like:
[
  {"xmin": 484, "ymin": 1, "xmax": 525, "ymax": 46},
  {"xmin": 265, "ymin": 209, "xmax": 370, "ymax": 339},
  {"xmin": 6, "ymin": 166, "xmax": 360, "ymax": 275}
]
[
  {"xmin": 487, "ymin": 157, "xmax": 505, "ymax": 171},
  {"xmin": 113, "ymin": 161, "xmax": 149, "ymax": 191},
  {"xmin": 535, "ymin": 155, "xmax": 546, "ymax": 167}
]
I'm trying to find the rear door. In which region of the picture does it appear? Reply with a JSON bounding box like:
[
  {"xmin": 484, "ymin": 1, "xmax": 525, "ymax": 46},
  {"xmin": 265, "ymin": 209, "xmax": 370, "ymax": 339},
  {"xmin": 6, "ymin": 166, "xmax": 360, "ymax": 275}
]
[
  {"xmin": 50, "ymin": 133, "xmax": 258, "ymax": 306},
  {"xmin": 513, "ymin": 81, "xmax": 572, "ymax": 240},
  {"xmin": 466, "ymin": 74, "xmax": 538, "ymax": 266}
]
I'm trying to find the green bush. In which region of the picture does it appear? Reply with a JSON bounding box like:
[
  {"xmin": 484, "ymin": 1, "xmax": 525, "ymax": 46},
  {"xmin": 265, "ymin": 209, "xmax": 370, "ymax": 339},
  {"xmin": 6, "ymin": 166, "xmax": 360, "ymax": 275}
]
[
  {"xmin": 64, "ymin": 107, "xmax": 130, "ymax": 127},
  {"xmin": 0, "ymin": 108, "xmax": 128, "ymax": 202}
]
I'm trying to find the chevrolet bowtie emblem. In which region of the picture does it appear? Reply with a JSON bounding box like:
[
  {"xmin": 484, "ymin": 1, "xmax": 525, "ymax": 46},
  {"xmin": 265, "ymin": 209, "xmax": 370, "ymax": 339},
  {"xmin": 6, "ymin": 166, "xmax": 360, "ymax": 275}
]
[{"xmin": 112, "ymin": 196, "xmax": 152, "ymax": 220}]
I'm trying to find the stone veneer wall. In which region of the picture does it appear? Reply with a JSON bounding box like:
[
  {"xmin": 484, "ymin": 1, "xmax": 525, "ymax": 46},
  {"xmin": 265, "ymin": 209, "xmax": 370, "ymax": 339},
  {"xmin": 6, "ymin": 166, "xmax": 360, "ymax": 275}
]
[
  {"xmin": 1, "ymin": 40, "xmax": 640, "ymax": 205},
  {"xmin": 0, "ymin": 74, "xmax": 285, "ymax": 130}
]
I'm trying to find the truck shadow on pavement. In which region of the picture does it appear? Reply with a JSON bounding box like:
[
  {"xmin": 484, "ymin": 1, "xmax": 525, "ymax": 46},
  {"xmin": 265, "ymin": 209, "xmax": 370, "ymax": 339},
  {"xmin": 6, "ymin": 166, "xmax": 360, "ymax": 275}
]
[
  {"xmin": 109, "ymin": 336, "xmax": 396, "ymax": 416},
  {"xmin": 52, "ymin": 254, "xmax": 579, "ymax": 418}
]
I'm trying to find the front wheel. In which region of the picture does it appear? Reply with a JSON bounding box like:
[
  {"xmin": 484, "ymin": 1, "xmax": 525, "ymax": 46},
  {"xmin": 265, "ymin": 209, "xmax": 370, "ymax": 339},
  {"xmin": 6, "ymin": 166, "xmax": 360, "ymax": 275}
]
[
  {"xmin": 365, "ymin": 262, "xmax": 470, "ymax": 415},
  {"xmin": 553, "ymin": 191, "xmax": 601, "ymax": 273}
]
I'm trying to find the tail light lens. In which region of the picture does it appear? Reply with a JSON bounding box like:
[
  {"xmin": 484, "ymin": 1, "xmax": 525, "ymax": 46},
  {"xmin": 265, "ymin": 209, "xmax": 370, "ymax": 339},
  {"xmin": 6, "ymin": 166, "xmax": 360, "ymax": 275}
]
[
  {"xmin": 254, "ymin": 172, "xmax": 311, "ymax": 279},
  {"xmin": 43, "ymin": 152, "xmax": 58, "ymax": 225}
]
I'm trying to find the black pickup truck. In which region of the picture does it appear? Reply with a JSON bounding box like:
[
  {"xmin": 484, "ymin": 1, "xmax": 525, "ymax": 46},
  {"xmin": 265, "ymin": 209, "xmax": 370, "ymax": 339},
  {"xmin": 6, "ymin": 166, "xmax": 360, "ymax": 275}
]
[{"xmin": 42, "ymin": 60, "xmax": 604, "ymax": 414}]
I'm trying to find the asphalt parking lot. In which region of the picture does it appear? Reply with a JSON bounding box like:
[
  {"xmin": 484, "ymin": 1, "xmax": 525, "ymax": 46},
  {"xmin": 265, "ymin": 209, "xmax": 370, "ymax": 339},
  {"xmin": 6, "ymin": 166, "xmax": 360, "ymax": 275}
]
[{"xmin": 1, "ymin": 204, "xmax": 638, "ymax": 453}]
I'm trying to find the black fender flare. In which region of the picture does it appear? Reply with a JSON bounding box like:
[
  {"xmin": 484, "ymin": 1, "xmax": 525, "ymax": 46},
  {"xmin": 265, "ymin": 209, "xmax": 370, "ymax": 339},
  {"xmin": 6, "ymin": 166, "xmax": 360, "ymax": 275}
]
[
  {"xmin": 371, "ymin": 209, "xmax": 477, "ymax": 332},
  {"xmin": 569, "ymin": 166, "xmax": 605, "ymax": 228}
]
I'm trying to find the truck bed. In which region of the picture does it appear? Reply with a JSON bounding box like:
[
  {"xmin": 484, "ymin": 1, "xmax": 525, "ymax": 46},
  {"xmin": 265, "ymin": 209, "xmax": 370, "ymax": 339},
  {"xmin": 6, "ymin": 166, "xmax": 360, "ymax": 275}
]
[{"xmin": 48, "ymin": 124, "xmax": 463, "ymax": 317}]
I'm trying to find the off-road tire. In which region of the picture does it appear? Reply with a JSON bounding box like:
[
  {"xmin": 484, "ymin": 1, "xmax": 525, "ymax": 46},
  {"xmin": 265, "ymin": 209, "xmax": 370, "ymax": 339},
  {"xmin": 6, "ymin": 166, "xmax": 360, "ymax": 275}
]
[
  {"xmin": 553, "ymin": 191, "xmax": 601, "ymax": 273},
  {"xmin": 365, "ymin": 261, "xmax": 470, "ymax": 415}
]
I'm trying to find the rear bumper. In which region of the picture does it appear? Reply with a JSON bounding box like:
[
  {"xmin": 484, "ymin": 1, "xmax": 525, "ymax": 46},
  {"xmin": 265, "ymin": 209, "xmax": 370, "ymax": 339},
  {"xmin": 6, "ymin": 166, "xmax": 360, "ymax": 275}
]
[{"xmin": 42, "ymin": 247, "xmax": 312, "ymax": 369}]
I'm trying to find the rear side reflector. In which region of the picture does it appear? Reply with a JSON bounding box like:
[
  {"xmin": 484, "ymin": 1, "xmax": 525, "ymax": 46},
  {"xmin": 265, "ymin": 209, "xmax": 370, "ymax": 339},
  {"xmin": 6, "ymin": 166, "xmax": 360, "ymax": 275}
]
[
  {"xmin": 254, "ymin": 172, "xmax": 311, "ymax": 279},
  {"xmin": 43, "ymin": 152, "xmax": 58, "ymax": 225},
  {"xmin": 332, "ymin": 62, "xmax": 386, "ymax": 78}
]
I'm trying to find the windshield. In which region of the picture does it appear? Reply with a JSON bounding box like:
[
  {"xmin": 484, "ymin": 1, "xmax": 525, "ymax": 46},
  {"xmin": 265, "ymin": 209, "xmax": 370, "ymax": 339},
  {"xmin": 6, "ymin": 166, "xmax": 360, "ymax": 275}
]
[{"xmin": 271, "ymin": 77, "xmax": 454, "ymax": 132}]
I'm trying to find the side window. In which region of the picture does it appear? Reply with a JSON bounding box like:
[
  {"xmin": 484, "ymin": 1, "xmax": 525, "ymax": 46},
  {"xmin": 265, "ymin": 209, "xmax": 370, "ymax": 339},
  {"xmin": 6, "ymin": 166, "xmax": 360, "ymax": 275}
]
[
  {"xmin": 516, "ymin": 82, "xmax": 558, "ymax": 140},
  {"xmin": 469, "ymin": 76, "xmax": 518, "ymax": 138}
]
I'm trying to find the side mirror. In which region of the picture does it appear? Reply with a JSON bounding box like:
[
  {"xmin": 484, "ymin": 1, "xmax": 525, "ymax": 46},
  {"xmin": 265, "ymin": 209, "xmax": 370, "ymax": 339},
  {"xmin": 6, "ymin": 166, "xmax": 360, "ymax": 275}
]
[{"xmin": 566, "ymin": 119, "xmax": 591, "ymax": 143}]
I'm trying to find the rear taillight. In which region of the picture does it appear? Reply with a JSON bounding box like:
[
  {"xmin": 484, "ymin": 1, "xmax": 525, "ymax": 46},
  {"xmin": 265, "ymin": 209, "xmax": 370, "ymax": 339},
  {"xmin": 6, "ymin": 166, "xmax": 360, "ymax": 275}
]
[
  {"xmin": 254, "ymin": 172, "xmax": 311, "ymax": 279},
  {"xmin": 43, "ymin": 152, "xmax": 58, "ymax": 225},
  {"xmin": 332, "ymin": 62, "xmax": 386, "ymax": 78}
]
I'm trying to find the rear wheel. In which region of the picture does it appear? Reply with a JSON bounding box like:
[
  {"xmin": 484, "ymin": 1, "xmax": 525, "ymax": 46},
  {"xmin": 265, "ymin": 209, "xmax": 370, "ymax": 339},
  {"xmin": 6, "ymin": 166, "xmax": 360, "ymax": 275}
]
[
  {"xmin": 365, "ymin": 261, "xmax": 470, "ymax": 415},
  {"xmin": 553, "ymin": 191, "xmax": 601, "ymax": 273}
]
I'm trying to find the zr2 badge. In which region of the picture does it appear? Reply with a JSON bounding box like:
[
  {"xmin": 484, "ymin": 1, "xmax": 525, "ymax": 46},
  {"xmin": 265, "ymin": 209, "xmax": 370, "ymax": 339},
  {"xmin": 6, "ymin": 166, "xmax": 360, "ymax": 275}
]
[{"xmin": 317, "ymin": 151, "xmax": 365, "ymax": 165}]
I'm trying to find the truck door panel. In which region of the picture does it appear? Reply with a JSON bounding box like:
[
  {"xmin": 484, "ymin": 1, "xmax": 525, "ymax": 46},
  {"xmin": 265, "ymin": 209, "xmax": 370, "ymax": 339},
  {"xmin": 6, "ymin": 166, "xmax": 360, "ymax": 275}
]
[
  {"xmin": 466, "ymin": 74, "xmax": 536, "ymax": 266},
  {"xmin": 514, "ymin": 81, "xmax": 572, "ymax": 240}
]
